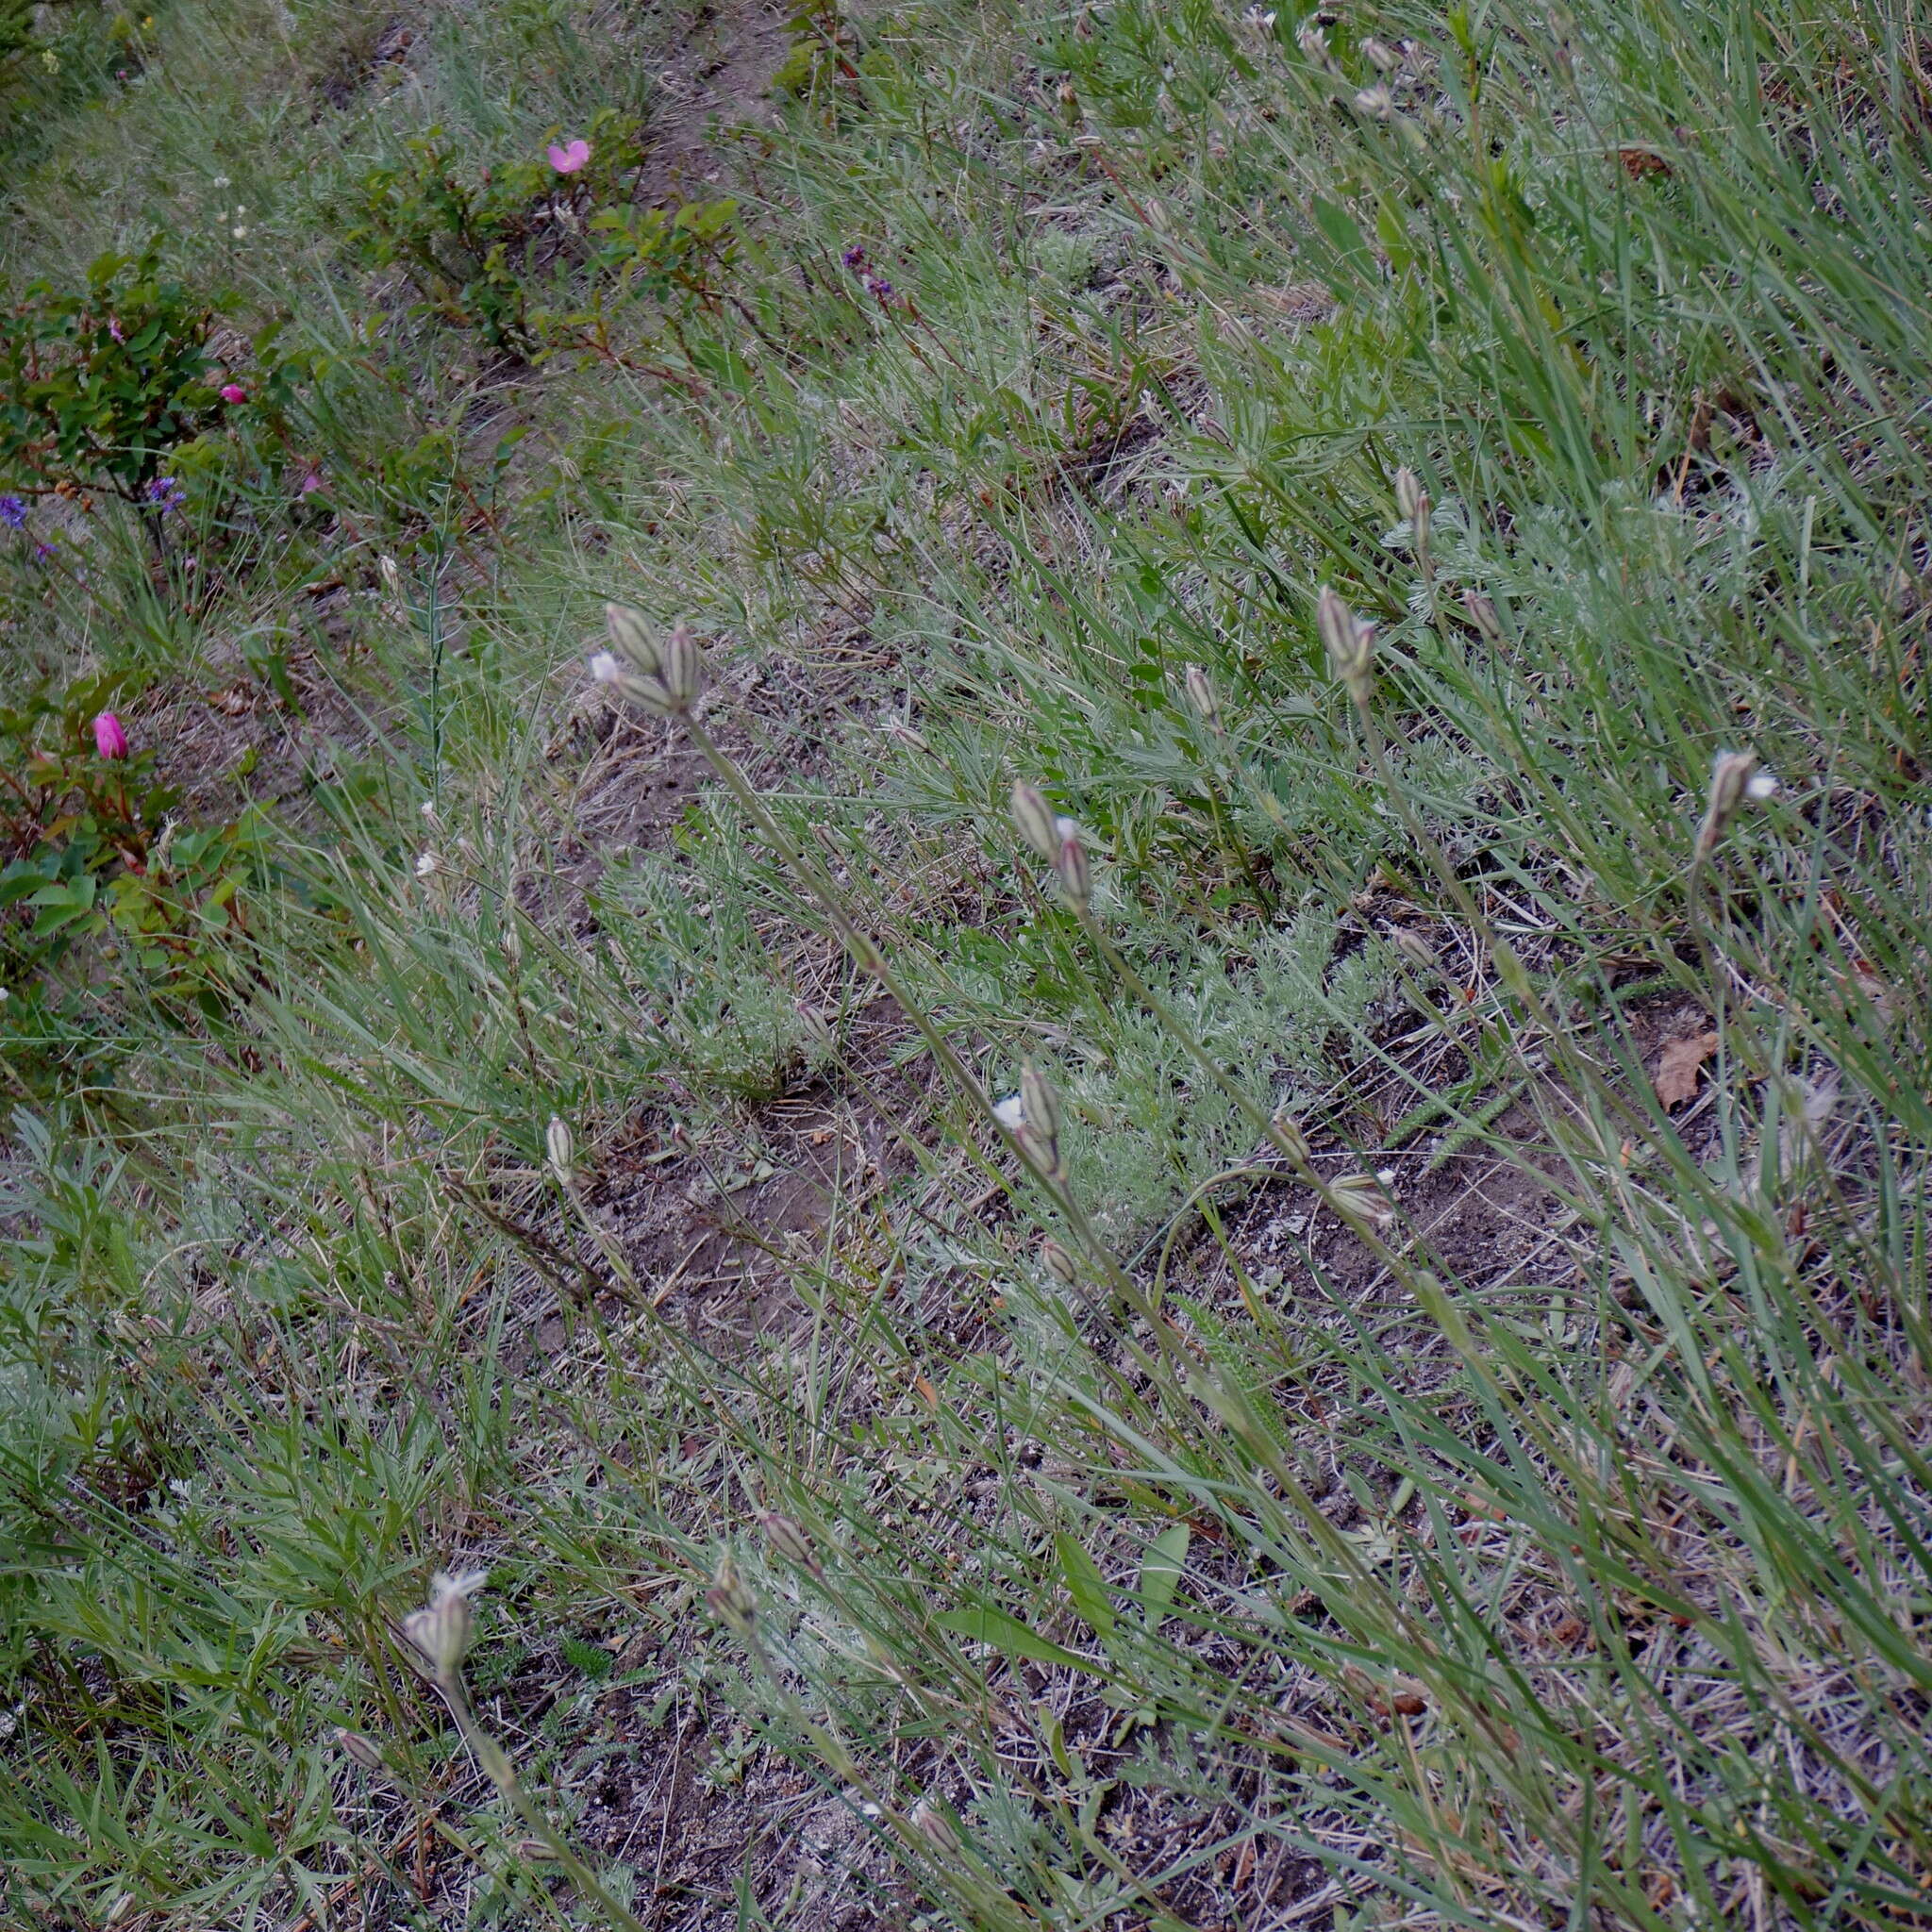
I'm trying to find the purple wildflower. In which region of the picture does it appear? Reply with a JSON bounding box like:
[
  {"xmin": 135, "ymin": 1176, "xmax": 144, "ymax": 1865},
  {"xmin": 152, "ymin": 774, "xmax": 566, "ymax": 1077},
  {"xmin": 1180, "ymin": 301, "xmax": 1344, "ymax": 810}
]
[
  {"xmin": 32, "ymin": 542, "xmax": 55, "ymax": 562},
  {"xmin": 145, "ymin": 475, "xmax": 185, "ymax": 511},
  {"xmin": 841, "ymin": 244, "xmax": 868, "ymax": 271},
  {"xmin": 0, "ymin": 495, "xmax": 25, "ymax": 529},
  {"xmin": 863, "ymin": 273, "xmax": 896, "ymax": 306}
]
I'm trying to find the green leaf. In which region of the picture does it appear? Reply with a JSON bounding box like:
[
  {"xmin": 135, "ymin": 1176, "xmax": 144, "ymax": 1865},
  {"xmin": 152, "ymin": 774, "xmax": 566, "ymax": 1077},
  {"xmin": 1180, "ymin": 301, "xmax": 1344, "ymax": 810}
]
[
  {"xmin": 1056, "ymin": 1531, "xmax": 1116, "ymax": 1641},
  {"xmin": 1136, "ymin": 1524, "xmax": 1191, "ymax": 1624},
  {"xmin": 936, "ymin": 1607, "xmax": 1098, "ymax": 1674}
]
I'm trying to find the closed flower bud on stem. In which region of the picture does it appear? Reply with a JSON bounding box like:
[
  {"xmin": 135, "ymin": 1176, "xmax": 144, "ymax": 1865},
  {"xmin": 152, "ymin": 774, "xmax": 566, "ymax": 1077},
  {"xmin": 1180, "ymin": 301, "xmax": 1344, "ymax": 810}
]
[
  {"xmin": 1041, "ymin": 1236, "xmax": 1080, "ymax": 1286},
  {"xmin": 705, "ymin": 1555, "xmax": 758, "ymax": 1637},
  {"xmin": 1696, "ymin": 749, "xmax": 1760, "ymax": 858},
  {"xmin": 656, "ymin": 624, "xmax": 706, "ymax": 711},
  {"xmin": 1394, "ymin": 467, "xmax": 1424, "ymax": 522},
  {"xmin": 912, "ymin": 1800, "xmax": 963, "ymax": 1853},
  {"xmin": 1019, "ymin": 1060, "xmax": 1062, "ymax": 1151},
  {"xmin": 1185, "ymin": 663, "xmax": 1223, "ymax": 734},
  {"xmin": 1330, "ymin": 1173, "xmax": 1397, "ymax": 1227},
  {"xmin": 1267, "ymin": 1113, "xmax": 1309, "ymax": 1164},
  {"xmin": 1461, "ymin": 591, "xmax": 1503, "ymax": 642},
  {"xmin": 1055, "ymin": 825, "xmax": 1091, "ymax": 912},
  {"xmin": 1011, "ymin": 781, "xmax": 1061, "ymax": 862},
  {"xmin": 1317, "ymin": 586, "xmax": 1376, "ymax": 701},
  {"xmin": 604, "ymin": 602, "xmax": 663, "ymax": 678},
  {"xmin": 335, "ymin": 1728, "xmax": 386, "ymax": 1773},
  {"xmin": 546, "ymin": 1115, "xmax": 575, "ymax": 1188},
  {"xmin": 1391, "ymin": 927, "xmax": 1442, "ymax": 976},
  {"xmin": 757, "ymin": 1510, "xmax": 824, "ymax": 1578}
]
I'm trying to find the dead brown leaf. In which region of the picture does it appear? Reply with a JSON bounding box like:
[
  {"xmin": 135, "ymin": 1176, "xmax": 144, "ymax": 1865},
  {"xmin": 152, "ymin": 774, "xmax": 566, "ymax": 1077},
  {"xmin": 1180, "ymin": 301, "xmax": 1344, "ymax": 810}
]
[{"xmin": 1654, "ymin": 1031, "xmax": 1719, "ymax": 1107}]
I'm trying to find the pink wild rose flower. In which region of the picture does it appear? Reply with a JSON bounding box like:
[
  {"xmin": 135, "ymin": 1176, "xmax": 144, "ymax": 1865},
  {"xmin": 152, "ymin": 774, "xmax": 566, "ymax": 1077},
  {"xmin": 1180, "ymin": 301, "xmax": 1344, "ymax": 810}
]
[
  {"xmin": 220, "ymin": 383, "xmax": 248, "ymax": 404},
  {"xmin": 93, "ymin": 711, "xmax": 129, "ymax": 759},
  {"xmin": 547, "ymin": 138, "xmax": 591, "ymax": 175}
]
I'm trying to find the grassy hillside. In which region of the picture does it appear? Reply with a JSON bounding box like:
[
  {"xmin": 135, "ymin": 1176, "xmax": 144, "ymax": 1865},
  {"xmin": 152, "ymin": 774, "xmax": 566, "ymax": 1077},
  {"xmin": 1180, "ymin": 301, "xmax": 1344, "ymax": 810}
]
[{"xmin": 3, "ymin": 0, "xmax": 1931, "ymax": 1927}]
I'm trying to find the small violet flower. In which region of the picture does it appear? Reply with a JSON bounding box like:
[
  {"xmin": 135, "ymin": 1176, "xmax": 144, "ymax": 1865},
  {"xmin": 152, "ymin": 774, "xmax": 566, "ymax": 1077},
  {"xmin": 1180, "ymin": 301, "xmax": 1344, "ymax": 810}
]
[
  {"xmin": 841, "ymin": 244, "xmax": 869, "ymax": 270},
  {"xmin": 108, "ymin": 317, "xmax": 126, "ymax": 343},
  {"xmin": 93, "ymin": 712, "xmax": 129, "ymax": 760},
  {"xmin": 145, "ymin": 475, "xmax": 186, "ymax": 510},
  {"xmin": 547, "ymin": 138, "xmax": 591, "ymax": 175},
  {"xmin": 298, "ymin": 469, "xmax": 325, "ymax": 496},
  {"xmin": 0, "ymin": 495, "xmax": 25, "ymax": 530}
]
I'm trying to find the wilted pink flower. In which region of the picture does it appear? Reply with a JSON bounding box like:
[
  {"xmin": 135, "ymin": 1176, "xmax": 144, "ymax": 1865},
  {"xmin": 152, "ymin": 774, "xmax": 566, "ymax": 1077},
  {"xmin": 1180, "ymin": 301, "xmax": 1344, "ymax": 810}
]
[
  {"xmin": 547, "ymin": 138, "xmax": 591, "ymax": 175},
  {"xmin": 93, "ymin": 711, "xmax": 128, "ymax": 759},
  {"xmin": 220, "ymin": 383, "xmax": 247, "ymax": 404},
  {"xmin": 108, "ymin": 317, "xmax": 126, "ymax": 343}
]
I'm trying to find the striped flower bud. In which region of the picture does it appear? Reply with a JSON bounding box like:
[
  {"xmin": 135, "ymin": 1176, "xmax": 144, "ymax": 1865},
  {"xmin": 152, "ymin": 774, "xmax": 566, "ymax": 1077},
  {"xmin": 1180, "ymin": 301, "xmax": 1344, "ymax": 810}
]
[
  {"xmin": 1695, "ymin": 750, "xmax": 1760, "ymax": 858},
  {"xmin": 1395, "ymin": 468, "xmax": 1431, "ymax": 558},
  {"xmin": 757, "ymin": 1510, "xmax": 824, "ymax": 1579},
  {"xmin": 1041, "ymin": 1237, "xmax": 1079, "ymax": 1286},
  {"xmin": 912, "ymin": 1800, "xmax": 962, "ymax": 1852},
  {"xmin": 656, "ymin": 624, "xmax": 706, "ymax": 712},
  {"xmin": 1267, "ymin": 1113, "xmax": 1308, "ymax": 1164},
  {"xmin": 1329, "ymin": 1174, "xmax": 1397, "ymax": 1227},
  {"xmin": 1055, "ymin": 824, "xmax": 1091, "ymax": 912},
  {"xmin": 705, "ymin": 1555, "xmax": 758, "ymax": 1637},
  {"xmin": 1185, "ymin": 663, "xmax": 1222, "ymax": 734},
  {"xmin": 1011, "ymin": 781, "xmax": 1061, "ymax": 861},
  {"xmin": 1461, "ymin": 591, "xmax": 1503, "ymax": 642},
  {"xmin": 1316, "ymin": 586, "xmax": 1375, "ymax": 700},
  {"xmin": 604, "ymin": 602, "xmax": 663, "ymax": 677},
  {"xmin": 545, "ymin": 1115, "xmax": 575, "ymax": 1188},
  {"xmin": 335, "ymin": 1728, "xmax": 385, "ymax": 1772},
  {"xmin": 1019, "ymin": 1060, "xmax": 1062, "ymax": 1151}
]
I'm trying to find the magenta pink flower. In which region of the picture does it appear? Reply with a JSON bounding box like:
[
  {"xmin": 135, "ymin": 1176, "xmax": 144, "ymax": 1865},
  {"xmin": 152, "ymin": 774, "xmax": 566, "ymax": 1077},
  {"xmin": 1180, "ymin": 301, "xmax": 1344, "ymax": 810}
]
[
  {"xmin": 299, "ymin": 469, "xmax": 325, "ymax": 495},
  {"xmin": 92, "ymin": 711, "xmax": 129, "ymax": 759},
  {"xmin": 547, "ymin": 138, "xmax": 591, "ymax": 175},
  {"xmin": 220, "ymin": 382, "xmax": 247, "ymax": 404}
]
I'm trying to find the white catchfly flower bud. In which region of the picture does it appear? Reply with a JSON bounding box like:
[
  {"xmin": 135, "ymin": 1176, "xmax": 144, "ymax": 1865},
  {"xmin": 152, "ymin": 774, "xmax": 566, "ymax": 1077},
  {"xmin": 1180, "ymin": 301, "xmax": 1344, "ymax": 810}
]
[
  {"xmin": 1055, "ymin": 824, "xmax": 1091, "ymax": 912},
  {"xmin": 335, "ymin": 1728, "xmax": 386, "ymax": 1772},
  {"xmin": 705, "ymin": 1555, "xmax": 758, "ymax": 1636},
  {"xmin": 993, "ymin": 1093, "xmax": 1026, "ymax": 1131},
  {"xmin": 1041, "ymin": 1237, "xmax": 1080, "ymax": 1286},
  {"xmin": 757, "ymin": 1510, "xmax": 824, "ymax": 1578},
  {"xmin": 545, "ymin": 1115, "xmax": 575, "ymax": 1187},
  {"xmin": 1011, "ymin": 781, "xmax": 1061, "ymax": 862},
  {"xmin": 655, "ymin": 624, "xmax": 706, "ymax": 711},
  {"xmin": 403, "ymin": 1568, "xmax": 489, "ymax": 1687},
  {"xmin": 1019, "ymin": 1061, "xmax": 1062, "ymax": 1150},
  {"xmin": 1185, "ymin": 663, "xmax": 1222, "ymax": 733},
  {"xmin": 1317, "ymin": 586, "xmax": 1375, "ymax": 699},
  {"xmin": 1696, "ymin": 749, "xmax": 1761, "ymax": 858},
  {"xmin": 1461, "ymin": 591, "xmax": 1503, "ymax": 642},
  {"xmin": 604, "ymin": 602, "xmax": 663, "ymax": 678},
  {"xmin": 1354, "ymin": 84, "xmax": 1393, "ymax": 119}
]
